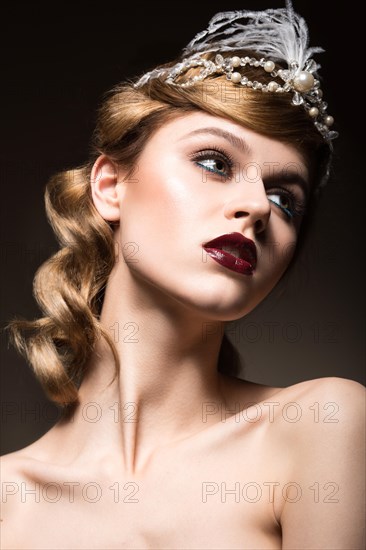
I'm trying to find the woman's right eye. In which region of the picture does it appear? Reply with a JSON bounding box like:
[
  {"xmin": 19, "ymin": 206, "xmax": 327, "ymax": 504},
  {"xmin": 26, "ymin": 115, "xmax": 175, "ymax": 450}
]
[
  {"xmin": 195, "ymin": 157, "xmax": 228, "ymax": 176},
  {"xmin": 191, "ymin": 149, "xmax": 234, "ymax": 179}
]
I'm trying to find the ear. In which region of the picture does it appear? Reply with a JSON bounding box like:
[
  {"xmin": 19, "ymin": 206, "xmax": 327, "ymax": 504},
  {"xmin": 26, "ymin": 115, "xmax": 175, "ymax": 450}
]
[{"xmin": 90, "ymin": 155, "xmax": 123, "ymax": 222}]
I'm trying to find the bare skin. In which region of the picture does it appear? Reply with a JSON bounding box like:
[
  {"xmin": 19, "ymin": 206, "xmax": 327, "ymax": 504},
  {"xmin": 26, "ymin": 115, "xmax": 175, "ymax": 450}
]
[{"xmin": 1, "ymin": 113, "xmax": 365, "ymax": 549}]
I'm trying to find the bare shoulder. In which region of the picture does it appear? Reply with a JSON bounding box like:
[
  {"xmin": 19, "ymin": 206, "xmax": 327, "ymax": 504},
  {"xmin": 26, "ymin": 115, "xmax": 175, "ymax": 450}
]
[
  {"xmin": 0, "ymin": 449, "xmax": 32, "ymax": 534},
  {"xmin": 1, "ymin": 448, "xmax": 32, "ymax": 483},
  {"xmin": 223, "ymin": 374, "xmax": 365, "ymax": 450},
  {"xmin": 278, "ymin": 376, "xmax": 365, "ymax": 423},
  {"xmin": 259, "ymin": 376, "xmax": 366, "ymax": 446},
  {"xmin": 270, "ymin": 376, "xmax": 365, "ymax": 480},
  {"xmin": 1, "ymin": 442, "xmax": 70, "ymax": 548},
  {"xmin": 221, "ymin": 372, "xmax": 365, "ymax": 412},
  {"xmin": 236, "ymin": 376, "xmax": 366, "ymax": 545},
  {"xmin": 0, "ymin": 446, "xmax": 42, "ymax": 502},
  {"xmin": 1, "ymin": 444, "xmax": 52, "ymax": 519},
  {"xmin": 281, "ymin": 375, "xmax": 365, "ymax": 400},
  {"xmin": 275, "ymin": 378, "xmax": 365, "ymax": 546}
]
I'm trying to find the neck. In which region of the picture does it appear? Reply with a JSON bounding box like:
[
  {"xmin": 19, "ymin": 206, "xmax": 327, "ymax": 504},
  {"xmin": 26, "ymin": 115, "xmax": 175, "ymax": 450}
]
[{"xmin": 57, "ymin": 262, "xmax": 230, "ymax": 474}]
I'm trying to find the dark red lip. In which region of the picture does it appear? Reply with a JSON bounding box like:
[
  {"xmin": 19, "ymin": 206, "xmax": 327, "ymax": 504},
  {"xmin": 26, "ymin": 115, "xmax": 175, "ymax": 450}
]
[{"xmin": 202, "ymin": 232, "xmax": 257, "ymax": 276}]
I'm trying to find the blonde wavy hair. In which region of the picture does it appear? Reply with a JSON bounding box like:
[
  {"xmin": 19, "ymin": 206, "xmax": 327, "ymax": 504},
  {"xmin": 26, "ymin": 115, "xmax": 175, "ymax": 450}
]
[{"xmin": 5, "ymin": 51, "xmax": 330, "ymax": 406}]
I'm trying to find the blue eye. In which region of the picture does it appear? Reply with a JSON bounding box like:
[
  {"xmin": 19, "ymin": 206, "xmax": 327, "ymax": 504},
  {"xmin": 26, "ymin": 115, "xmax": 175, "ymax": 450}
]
[
  {"xmin": 192, "ymin": 148, "xmax": 234, "ymax": 179},
  {"xmin": 267, "ymin": 190, "xmax": 305, "ymax": 220},
  {"xmin": 195, "ymin": 158, "xmax": 229, "ymax": 177}
]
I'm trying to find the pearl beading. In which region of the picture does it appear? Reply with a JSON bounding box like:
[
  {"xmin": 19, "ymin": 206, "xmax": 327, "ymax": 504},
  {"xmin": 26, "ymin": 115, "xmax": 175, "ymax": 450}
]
[{"xmin": 135, "ymin": 53, "xmax": 337, "ymax": 143}]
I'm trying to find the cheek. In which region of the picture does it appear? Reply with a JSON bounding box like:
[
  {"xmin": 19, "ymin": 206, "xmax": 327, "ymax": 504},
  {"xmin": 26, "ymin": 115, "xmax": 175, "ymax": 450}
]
[
  {"xmin": 117, "ymin": 161, "xmax": 207, "ymax": 268},
  {"xmin": 122, "ymin": 154, "xmax": 211, "ymax": 233},
  {"xmin": 126, "ymin": 157, "xmax": 191, "ymax": 211}
]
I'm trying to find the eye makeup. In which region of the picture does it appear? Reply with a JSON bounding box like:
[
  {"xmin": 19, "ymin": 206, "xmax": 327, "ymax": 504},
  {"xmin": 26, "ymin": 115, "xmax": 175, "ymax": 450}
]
[
  {"xmin": 189, "ymin": 146, "xmax": 235, "ymax": 179},
  {"xmin": 267, "ymin": 188, "xmax": 306, "ymax": 219},
  {"xmin": 188, "ymin": 142, "xmax": 307, "ymax": 221}
]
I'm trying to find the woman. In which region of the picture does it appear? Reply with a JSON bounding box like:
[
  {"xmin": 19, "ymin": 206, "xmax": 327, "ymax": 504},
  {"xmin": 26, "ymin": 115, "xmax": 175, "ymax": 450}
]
[{"xmin": 1, "ymin": 3, "xmax": 365, "ymax": 549}]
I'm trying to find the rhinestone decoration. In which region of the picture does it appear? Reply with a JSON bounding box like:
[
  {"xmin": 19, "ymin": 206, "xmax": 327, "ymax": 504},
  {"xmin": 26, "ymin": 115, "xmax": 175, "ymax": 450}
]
[{"xmin": 135, "ymin": 53, "xmax": 338, "ymax": 142}]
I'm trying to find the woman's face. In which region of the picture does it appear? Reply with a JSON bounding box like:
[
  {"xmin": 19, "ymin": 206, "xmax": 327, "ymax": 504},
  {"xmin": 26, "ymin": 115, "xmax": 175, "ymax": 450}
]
[{"xmin": 114, "ymin": 112, "xmax": 309, "ymax": 321}]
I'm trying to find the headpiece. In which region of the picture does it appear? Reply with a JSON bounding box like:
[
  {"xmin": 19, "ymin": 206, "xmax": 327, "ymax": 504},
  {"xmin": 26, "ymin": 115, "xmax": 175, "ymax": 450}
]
[{"xmin": 135, "ymin": 1, "xmax": 338, "ymax": 144}]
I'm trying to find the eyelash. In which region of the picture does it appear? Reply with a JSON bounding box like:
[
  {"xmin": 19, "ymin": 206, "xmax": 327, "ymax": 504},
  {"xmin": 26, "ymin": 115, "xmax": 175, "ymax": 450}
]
[
  {"xmin": 191, "ymin": 146, "xmax": 235, "ymax": 179},
  {"xmin": 267, "ymin": 188, "xmax": 306, "ymax": 219},
  {"xmin": 190, "ymin": 146, "xmax": 306, "ymax": 220}
]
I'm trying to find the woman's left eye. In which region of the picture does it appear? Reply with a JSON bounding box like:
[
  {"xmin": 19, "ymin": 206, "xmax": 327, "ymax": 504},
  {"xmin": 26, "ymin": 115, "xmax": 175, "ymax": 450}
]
[{"xmin": 267, "ymin": 190, "xmax": 305, "ymax": 220}]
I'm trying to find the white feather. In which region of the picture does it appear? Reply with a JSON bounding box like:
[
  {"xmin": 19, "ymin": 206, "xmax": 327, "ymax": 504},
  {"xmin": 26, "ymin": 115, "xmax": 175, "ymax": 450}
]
[{"xmin": 183, "ymin": 1, "xmax": 323, "ymax": 73}]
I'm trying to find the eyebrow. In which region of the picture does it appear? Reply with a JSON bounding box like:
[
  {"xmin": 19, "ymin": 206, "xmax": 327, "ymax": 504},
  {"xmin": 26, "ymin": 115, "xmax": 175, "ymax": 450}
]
[
  {"xmin": 180, "ymin": 126, "xmax": 310, "ymax": 198},
  {"xmin": 179, "ymin": 127, "xmax": 252, "ymax": 155}
]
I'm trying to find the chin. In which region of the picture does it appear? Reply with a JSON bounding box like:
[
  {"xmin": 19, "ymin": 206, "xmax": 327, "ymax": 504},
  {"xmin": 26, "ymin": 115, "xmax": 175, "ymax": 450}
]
[
  {"xmin": 197, "ymin": 300, "xmax": 260, "ymax": 322},
  {"xmin": 171, "ymin": 285, "xmax": 266, "ymax": 322},
  {"xmin": 130, "ymin": 263, "xmax": 277, "ymax": 321}
]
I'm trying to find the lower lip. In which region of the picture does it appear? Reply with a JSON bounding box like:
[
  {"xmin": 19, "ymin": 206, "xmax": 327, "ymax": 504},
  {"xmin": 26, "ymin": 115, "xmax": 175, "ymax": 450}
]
[{"xmin": 203, "ymin": 248, "xmax": 255, "ymax": 276}]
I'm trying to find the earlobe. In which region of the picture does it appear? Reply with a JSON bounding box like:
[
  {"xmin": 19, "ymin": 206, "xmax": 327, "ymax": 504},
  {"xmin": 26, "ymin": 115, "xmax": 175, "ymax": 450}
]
[{"xmin": 90, "ymin": 155, "xmax": 122, "ymax": 222}]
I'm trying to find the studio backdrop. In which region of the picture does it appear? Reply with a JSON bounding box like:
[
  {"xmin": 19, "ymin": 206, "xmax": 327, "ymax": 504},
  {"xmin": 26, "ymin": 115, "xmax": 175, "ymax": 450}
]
[{"xmin": 1, "ymin": 0, "xmax": 364, "ymax": 454}]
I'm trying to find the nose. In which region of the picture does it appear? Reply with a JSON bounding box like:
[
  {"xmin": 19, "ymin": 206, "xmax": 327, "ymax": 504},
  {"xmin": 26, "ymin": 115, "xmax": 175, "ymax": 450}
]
[{"xmin": 223, "ymin": 179, "xmax": 271, "ymax": 234}]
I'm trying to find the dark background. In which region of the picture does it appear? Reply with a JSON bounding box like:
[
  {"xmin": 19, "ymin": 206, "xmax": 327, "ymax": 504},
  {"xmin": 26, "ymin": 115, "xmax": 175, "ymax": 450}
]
[{"xmin": 1, "ymin": 1, "xmax": 365, "ymax": 454}]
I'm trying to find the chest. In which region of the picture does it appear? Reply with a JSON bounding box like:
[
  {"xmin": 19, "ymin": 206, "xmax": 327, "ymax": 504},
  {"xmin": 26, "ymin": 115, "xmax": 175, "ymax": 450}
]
[{"xmin": 6, "ymin": 425, "xmax": 285, "ymax": 548}]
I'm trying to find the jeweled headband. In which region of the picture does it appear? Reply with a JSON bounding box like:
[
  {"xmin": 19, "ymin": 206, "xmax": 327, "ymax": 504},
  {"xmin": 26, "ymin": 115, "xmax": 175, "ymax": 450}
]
[{"xmin": 135, "ymin": 1, "xmax": 338, "ymax": 144}]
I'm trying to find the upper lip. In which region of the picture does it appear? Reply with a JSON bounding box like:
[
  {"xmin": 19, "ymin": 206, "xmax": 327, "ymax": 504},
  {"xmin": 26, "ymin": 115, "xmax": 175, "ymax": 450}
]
[{"xmin": 202, "ymin": 232, "xmax": 257, "ymax": 269}]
